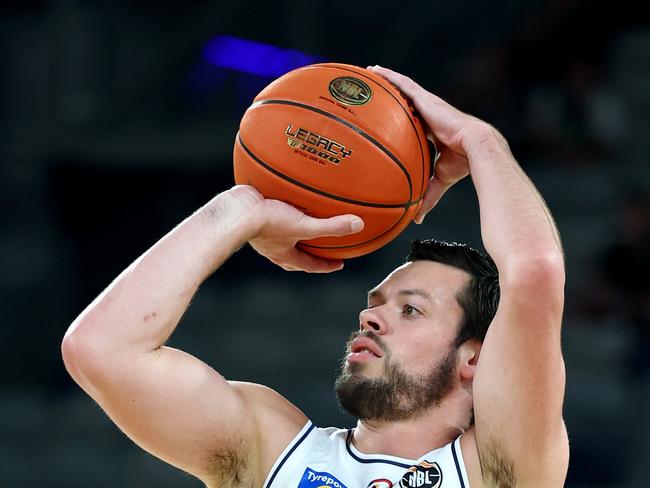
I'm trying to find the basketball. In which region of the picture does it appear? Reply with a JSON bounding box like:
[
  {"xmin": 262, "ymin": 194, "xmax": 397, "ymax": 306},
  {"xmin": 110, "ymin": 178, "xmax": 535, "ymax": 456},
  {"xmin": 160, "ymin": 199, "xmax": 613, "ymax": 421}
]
[{"xmin": 233, "ymin": 63, "xmax": 432, "ymax": 259}]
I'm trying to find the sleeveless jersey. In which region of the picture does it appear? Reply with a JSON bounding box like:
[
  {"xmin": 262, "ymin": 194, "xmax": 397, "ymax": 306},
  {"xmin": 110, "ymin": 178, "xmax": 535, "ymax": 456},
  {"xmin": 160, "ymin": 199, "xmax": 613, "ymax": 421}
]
[{"xmin": 263, "ymin": 421, "xmax": 471, "ymax": 488}]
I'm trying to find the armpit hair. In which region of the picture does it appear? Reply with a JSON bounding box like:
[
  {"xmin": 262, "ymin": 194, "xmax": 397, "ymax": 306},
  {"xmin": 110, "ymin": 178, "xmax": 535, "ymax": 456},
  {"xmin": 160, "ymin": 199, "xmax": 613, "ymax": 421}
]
[
  {"xmin": 206, "ymin": 443, "xmax": 254, "ymax": 488},
  {"xmin": 478, "ymin": 439, "xmax": 516, "ymax": 488}
]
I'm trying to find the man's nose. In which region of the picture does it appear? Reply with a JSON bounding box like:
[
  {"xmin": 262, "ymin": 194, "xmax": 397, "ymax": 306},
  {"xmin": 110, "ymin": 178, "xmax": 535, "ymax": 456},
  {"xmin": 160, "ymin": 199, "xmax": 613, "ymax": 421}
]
[{"xmin": 359, "ymin": 307, "xmax": 387, "ymax": 334}]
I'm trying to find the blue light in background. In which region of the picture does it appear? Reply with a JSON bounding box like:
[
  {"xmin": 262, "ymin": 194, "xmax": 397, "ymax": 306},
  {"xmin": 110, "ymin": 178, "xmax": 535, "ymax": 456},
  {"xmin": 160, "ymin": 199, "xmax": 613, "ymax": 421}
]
[{"xmin": 202, "ymin": 35, "xmax": 325, "ymax": 78}]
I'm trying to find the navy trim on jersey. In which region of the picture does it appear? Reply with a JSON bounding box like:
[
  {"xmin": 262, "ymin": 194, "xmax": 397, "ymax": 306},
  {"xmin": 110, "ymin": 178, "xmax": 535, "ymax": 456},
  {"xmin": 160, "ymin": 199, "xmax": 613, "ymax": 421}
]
[
  {"xmin": 264, "ymin": 422, "xmax": 316, "ymax": 488},
  {"xmin": 451, "ymin": 438, "xmax": 466, "ymax": 488},
  {"xmin": 344, "ymin": 429, "xmax": 412, "ymax": 469}
]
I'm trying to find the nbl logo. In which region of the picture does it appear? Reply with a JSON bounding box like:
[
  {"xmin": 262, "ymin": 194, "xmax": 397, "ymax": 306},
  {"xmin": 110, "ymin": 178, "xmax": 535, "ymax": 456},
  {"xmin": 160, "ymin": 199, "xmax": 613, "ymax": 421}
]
[
  {"xmin": 398, "ymin": 461, "xmax": 442, "ymax": 488},
  {"xmin": 328, "ymin": 76, "xmax": 372, "ymax": 106}
]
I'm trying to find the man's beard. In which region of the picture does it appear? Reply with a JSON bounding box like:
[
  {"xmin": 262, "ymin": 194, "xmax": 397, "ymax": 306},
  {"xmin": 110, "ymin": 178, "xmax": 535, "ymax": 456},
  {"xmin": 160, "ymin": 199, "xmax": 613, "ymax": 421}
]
[{"xmin": 334, "ymin": 331, "xmax": 458, "ymax": 422}]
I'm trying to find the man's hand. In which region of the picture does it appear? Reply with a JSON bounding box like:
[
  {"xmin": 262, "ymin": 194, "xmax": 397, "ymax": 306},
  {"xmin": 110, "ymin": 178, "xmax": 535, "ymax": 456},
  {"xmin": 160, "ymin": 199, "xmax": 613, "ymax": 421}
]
[
  {"xmin": 369, "ymin": 65, "xmax": 509, "ymax": 224},
  {"xmin": 238, "ymin": 185, "xmax": 364, "ymax": 273}
]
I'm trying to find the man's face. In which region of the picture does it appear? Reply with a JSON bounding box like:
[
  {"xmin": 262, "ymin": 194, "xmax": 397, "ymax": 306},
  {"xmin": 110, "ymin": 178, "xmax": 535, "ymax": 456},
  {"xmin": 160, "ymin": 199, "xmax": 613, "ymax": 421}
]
[{"xmin": 335, "ymin": 260, "xmax": 471, "ymax": 421}]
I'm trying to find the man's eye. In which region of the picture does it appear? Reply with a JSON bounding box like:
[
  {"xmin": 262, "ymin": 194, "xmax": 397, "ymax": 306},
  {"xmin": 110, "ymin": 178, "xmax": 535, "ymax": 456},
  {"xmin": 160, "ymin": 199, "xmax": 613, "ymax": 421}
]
[{"xmin": 403, "ymin": 304, "xmax": 419, "ymax": 316}]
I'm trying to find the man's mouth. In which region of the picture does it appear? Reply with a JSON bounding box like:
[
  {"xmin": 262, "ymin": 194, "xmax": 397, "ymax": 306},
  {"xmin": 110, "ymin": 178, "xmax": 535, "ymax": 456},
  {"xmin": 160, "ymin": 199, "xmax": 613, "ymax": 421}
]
[{"xmin": 349, "ymin": 335, "xmax": 383, "ymax": 358}]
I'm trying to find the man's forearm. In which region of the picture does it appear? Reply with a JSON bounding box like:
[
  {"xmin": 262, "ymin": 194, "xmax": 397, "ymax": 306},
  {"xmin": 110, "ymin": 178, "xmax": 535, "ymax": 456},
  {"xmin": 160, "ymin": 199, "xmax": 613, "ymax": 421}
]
[
  {"xmin": 63, "ymin": 187, "xmax": 262, "ymax": 353},
  {"xmin": 466, "ymin": 128, "xmax": 564, "ymax": 278}
]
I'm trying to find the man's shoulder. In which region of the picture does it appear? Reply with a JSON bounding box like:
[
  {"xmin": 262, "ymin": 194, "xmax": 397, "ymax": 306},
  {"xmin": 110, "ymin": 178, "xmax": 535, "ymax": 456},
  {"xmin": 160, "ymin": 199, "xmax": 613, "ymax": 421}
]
[{"xmin": 230, "ymin": 381, "xmax": 308, "ymax": 433}]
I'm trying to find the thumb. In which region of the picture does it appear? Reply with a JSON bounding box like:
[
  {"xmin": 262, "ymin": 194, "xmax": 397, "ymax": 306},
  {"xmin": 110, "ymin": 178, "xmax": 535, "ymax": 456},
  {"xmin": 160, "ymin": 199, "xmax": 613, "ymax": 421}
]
[
  {"xmin": 414, "ymin": 177, "xmax": 451, "ymax": 224},
  {"xmin": 297, "ymin": 214, "xmax": 365, "ymax": 239}
]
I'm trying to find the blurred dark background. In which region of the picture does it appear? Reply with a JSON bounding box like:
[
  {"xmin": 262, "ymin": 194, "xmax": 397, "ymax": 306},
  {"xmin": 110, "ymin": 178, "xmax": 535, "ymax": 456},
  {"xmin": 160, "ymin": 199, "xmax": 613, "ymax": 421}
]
[{"xmin": 1, "ymin": 0, "xmax": 649, "ymax": 486}]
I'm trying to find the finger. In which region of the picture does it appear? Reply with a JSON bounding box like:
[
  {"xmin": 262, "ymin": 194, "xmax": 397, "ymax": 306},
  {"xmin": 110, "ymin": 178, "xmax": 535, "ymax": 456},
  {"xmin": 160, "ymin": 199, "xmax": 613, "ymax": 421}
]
[
  {"xmin": 295, "ymin": 214, "xmax": 364, "ymax": 240},
  {"xmin": 369, "ymin": 65, "xmax": 428, "ymax": 102},
  {"xmin": 280, "ymin": 247, "xmax": 344, "ymax": 273},
  {"xmin": 369, "ymin": 65, "xmax": 467, "ymax": 148},
  {"xmin": 414, "ymin": 177, "xmax": 450, "ymax": 224},
  {"xmin": 414, "ymin": 150, "xmax": 468, "ymax": 224}
]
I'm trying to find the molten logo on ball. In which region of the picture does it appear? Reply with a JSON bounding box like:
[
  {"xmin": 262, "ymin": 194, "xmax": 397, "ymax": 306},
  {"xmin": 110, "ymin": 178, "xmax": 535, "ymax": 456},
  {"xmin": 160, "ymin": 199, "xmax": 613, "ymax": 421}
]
[{"xmin": 329, "ymin": 77, "xmax": 372, "ymax": 105}]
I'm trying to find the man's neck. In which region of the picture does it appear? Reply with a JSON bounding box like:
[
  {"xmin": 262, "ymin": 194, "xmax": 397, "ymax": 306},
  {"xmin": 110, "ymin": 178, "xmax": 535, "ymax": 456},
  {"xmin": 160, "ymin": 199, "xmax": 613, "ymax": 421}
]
[{"xmin": 351, "ymin": 395, "xmax": 470, "ymax": 460}]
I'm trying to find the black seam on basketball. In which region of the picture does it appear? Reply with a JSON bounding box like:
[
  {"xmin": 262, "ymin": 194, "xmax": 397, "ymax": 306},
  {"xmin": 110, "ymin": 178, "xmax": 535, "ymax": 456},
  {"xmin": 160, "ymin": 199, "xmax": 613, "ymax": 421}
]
[
  {"xmin": 249, "ymin": 99, "xmax": 413, "ymax": 203},
  {"xmin": 237, "ymin": 136, "xmax": 419, "ymax": 209},
  {"xmin": 302, "ymin": 63, "xmax": 428, "ymax": 198},
  {"xmin": 298, "ymin": 205, "xmax": 409, "ymax": 250}
]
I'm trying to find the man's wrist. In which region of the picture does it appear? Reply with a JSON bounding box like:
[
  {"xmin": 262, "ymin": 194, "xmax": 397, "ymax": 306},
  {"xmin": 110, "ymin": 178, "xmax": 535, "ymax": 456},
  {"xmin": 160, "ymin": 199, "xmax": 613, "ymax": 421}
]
[
  {"xmin": 201, "ymin": 186, "xmax": 265, "ymax": 245},
  {"xmin": 462, "ymin": 122, "xmax": 511, "ymax": 162}
]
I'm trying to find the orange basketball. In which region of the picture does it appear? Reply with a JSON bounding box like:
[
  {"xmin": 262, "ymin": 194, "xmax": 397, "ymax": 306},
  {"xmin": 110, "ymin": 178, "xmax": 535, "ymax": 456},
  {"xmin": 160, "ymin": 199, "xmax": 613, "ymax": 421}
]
[{"xmin": 233, "ymin": 63, "xmax": 432, "ymax": 259}]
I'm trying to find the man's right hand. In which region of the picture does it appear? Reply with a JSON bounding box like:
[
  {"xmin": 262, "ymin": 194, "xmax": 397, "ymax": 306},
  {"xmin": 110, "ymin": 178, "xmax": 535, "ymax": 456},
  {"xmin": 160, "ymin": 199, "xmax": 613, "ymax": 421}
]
[{"xmin": 234, "ymin": 185, "xmax": 364, "ymax": 273}]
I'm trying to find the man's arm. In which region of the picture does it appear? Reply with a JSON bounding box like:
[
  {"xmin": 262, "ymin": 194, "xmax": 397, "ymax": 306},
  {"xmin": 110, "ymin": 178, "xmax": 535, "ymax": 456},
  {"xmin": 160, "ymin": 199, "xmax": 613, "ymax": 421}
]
[
  {"xmin": 371, "ymin": 66, "xmax": 568, "ymax": 487},
  {"xmin": 462, "ymin": 130, "xmax": 568, "ymax": 487},
  {"xmin": 61, "ymin": 185, "xmax": 363, "ymax": 484}
]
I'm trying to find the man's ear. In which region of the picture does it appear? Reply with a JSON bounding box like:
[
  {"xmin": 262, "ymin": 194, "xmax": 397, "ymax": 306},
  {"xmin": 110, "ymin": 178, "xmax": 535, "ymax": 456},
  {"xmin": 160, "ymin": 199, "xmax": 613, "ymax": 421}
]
[{"xmin": 458, "ymin": 339, "xmax": 481, "ymax": 381}]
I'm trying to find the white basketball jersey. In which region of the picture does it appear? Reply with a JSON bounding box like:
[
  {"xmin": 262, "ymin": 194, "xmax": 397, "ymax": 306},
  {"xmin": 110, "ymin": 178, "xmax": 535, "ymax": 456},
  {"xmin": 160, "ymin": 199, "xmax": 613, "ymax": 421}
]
[{"xmin": 263, "ymin": 421, "xmax": 471, "ymax": 488}]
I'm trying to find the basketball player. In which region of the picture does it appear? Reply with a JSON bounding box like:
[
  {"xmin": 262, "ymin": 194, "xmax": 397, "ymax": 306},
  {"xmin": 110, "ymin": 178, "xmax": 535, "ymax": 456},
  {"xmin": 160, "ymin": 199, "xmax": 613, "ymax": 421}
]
[{"xmin": 62, "ymin": 66, "xmax": 568, "ymax": 488}]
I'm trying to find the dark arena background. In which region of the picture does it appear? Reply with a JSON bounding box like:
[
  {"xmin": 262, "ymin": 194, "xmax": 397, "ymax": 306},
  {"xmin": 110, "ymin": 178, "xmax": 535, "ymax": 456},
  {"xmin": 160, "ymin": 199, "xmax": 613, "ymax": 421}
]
[{"xmin": 1, "ymin": 1, "xmax": 649, "ymax": 486}]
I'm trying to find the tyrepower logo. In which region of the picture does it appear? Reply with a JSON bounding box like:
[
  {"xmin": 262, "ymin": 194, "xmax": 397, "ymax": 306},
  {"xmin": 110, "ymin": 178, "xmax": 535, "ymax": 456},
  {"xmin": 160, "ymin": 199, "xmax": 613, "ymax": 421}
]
[{"xmin": 297, "ymin": 467, "xmax": 349, "ymax": 488}]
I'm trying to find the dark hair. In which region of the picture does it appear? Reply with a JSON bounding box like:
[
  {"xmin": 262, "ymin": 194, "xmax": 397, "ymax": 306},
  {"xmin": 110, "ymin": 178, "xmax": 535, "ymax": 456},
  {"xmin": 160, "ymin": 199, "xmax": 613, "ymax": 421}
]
[{"xmin": 406, "ymin": 239, "xmax": 500, "ymax": 346}]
